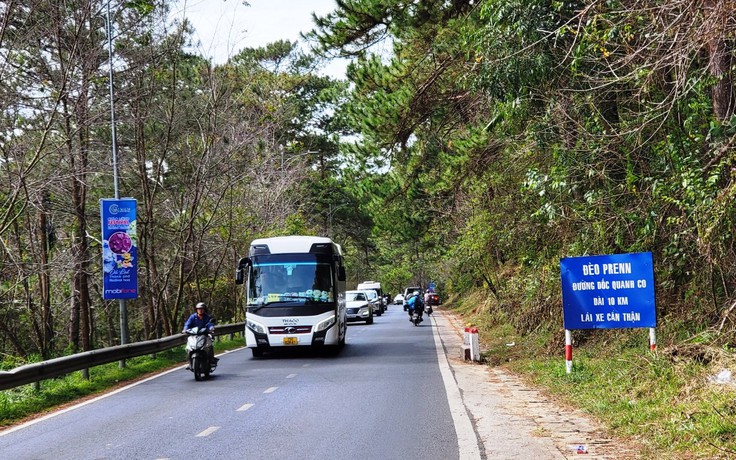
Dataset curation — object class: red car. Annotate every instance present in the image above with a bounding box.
[424,292,440,306]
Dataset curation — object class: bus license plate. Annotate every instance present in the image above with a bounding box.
[283,337,298,345]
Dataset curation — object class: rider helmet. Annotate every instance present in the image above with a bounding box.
[195,302,206,310]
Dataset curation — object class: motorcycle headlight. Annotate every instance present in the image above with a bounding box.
[314,315,336,332]
[246,319,266,334]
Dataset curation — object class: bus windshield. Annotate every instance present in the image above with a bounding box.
[247,254,335,307]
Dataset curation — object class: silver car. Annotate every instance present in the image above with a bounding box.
[362,289,384,315]
[345,290,373,324]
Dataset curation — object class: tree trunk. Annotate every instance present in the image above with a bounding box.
[704,0,735,121]
[38,191,53,358]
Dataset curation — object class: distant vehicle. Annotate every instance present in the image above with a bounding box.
[362,288,383,316]
[394,293,405,305]
[345,290,374,324]
[357,281,387,313]
[235,236,347,357]
[425,291,440,306]
[403,286,421,311]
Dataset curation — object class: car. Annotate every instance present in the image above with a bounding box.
[357,281,387,312]
[394,293,405,305]
[403,286,421,311]
[362,288,383,315]
[424,291,440,306]
[345,290,373,324]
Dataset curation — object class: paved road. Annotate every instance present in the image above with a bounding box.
[1,305,640,459]
[1,307,459,460]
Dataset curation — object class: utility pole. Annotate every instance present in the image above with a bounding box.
[106,0,129,366]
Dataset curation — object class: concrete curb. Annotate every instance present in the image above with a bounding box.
[431,308,642,460]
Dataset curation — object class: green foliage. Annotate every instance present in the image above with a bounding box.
[125,0,155,16]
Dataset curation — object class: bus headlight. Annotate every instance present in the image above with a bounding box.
[246,319,266,334]
[314,315,336,332]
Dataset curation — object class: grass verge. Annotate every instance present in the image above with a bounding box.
[0,336,244,429]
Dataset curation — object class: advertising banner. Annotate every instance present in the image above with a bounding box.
[100,198,138,299]
[560,252,655,329]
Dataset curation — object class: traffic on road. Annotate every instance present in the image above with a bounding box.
[0,302,468,460]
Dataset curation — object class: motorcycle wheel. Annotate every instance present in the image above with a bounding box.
[193,356,204,381]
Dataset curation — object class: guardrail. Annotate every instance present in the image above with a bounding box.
[0,322,244,391]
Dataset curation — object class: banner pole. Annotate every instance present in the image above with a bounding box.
[565,329,573,374]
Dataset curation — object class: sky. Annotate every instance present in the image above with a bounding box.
[171,0,348,77]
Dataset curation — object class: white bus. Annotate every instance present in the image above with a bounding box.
[235,236,347,357]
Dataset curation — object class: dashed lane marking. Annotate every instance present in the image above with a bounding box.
[196,426,220,437]
[237,403,254,412]
[264,387,278,393]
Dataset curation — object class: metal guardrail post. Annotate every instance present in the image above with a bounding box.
[0,323,244,391]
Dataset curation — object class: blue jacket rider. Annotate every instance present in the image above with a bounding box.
[182,302,218,363]
[183,302,214,332]
[406,291,424,321]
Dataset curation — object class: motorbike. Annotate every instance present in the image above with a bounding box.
[185,327,217,381]
[410,307,423,326]
[424,302,433,316]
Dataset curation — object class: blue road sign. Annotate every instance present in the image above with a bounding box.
[561,252,656,329]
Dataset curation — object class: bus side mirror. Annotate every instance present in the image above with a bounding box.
[337,265,346,281]
[235,257,251,285]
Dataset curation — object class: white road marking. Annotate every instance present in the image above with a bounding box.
[430,314,482,460]
[237,403,254,412]
[0,348,244,437]
[286,373,297,379]
[302,364,311,368]
[264,386,278,393]
[196,426,220,437]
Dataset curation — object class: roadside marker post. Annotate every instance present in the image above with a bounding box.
[463,327,480,362]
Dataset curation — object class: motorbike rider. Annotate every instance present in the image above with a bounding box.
[182,302,218,363]
[406,291,424,322]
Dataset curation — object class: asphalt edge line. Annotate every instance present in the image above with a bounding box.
[431,311,483,460]
[0,348,240,437]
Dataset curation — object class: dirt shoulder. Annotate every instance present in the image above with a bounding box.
[432,308,645,459]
